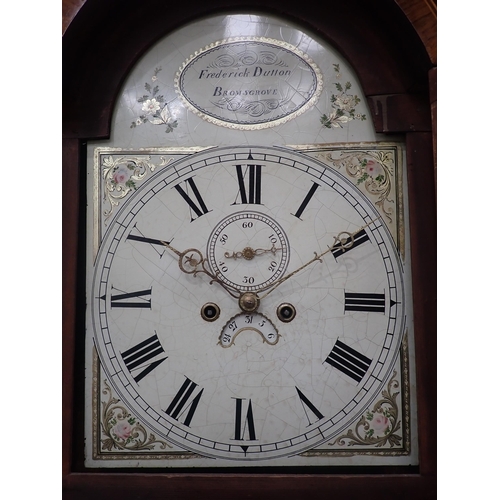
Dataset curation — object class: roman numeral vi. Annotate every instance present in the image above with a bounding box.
[233,398,257,441]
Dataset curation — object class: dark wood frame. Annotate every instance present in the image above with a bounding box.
[63,0,436,497]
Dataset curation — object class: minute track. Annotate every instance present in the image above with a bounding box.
[90,145,406,462]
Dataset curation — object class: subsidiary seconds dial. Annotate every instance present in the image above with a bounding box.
[207,211,290,291]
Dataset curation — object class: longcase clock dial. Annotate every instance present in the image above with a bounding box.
[91,145,405,462]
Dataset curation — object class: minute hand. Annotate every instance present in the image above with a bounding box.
[259,219,380,300]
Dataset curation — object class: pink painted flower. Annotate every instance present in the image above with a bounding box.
[371,412,389,432]
[113,421,133,440]
[113,166,130,185]
[364,159,383,178]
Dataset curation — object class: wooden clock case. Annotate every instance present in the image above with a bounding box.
[62,0,436,497]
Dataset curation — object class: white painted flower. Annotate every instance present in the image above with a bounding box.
[142,98,160,115]
[334,93,357,110]
[160,106,172,123]
[152,75,157,81]
[328,113,350,128]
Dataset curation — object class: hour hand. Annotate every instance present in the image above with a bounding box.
[126,234,198,272]
[127,233,241,298]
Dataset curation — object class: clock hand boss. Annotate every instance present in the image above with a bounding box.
[158,240,242,299]
[164,242,263,312]
[259,218,381,300]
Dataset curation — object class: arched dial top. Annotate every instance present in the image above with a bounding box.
[91,145,405,462]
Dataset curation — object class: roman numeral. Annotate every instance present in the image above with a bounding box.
[330,228,370,259]
[174,176,211,221]
[127,234,169,246]
[232,159,263,205]
[121,333,167,383]
[345,292,386,313]
[292,182,320,219]
[108,287,152,308]
[165,377,203,427]
[325,340,372,383]
[126,227,172,257]
[233,398,257,441]
[296,387,324,425]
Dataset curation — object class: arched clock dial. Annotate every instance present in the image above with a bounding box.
[91,145,405,461]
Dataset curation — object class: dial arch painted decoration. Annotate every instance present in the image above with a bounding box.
[108,13,375,148]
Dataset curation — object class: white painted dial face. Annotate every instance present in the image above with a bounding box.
[91,145,405,462]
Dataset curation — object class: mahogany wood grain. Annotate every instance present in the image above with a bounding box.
[405,132,437,478]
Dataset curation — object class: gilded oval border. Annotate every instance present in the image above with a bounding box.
[174,37,323,130]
